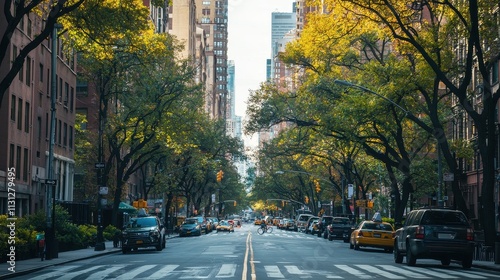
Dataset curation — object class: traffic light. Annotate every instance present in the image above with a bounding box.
[367,200,374,209]
[305,196,309,204]
[217,170,224,182]
[314,179,321,193]
[233,201,237,206]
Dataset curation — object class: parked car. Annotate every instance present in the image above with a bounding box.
[285,219,297,231]
[179,218,202,237]
[193,216,209,234]
[317,216,334,238]
[349,213,395,252]
[296,214,314,232]
[393,207,474,268]
[305,216,319,234]
[207,217,219,228]
[216,220,234,232]
[327,217,352,242]
[122,215,166,253]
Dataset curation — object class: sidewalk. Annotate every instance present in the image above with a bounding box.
[0,241,120,279]
[0,234,179,280]
[1,237,500,279]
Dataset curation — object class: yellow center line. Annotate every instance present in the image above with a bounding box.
[242,230,256,280]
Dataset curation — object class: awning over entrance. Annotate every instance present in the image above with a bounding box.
[119,202,137,214]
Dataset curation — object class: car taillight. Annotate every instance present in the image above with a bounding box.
[467,228,474,241]
[415,226,425,239]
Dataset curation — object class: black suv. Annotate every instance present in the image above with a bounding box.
[122,215,166,253]
[393,208,474,268]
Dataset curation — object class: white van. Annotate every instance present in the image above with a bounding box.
[296,214,314,232]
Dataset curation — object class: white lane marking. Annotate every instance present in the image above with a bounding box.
[405,266,456,278]
[28,265,78,280]
[84,265,124,279]
[265,265,285,278]
[356,264,405,279]
[216,264,237,278]
[430,268,490,279]
[115,264,156,279]
[377,265,430,278]
[147,264,179,279]
[284,265,306,275]
[335,264,372,279]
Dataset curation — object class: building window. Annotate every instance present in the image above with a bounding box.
[76,77,88,96]
[59,77,63,102]
[24,102,30,133]
[16,146,21,180]
[23,148,28,182]
[64,82,69,106]
[10,94,16,121]
[493,61,499,84]
[202,8,211,16]
[39,63,44,83]
[17,98,22,130]
[63,122,67,147]
[58,119,62,145]
[69,125,73,149]
[9,144,15,168]
[37,116,42,142]
[45,113,49,139]
[47,69,50,97]
[25,56,31,86]
[70,87,74,111]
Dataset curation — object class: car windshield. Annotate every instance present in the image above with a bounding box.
[127,218,156,228]
[421,211,469,226]
[220,221,229,226]
[362,222,393,231]
[184,219,198,224]
[332,219,349,225]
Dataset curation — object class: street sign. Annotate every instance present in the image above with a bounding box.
[45,179,57,185]
[95,163,105,169]
[443,173,454,182]
[99,186,108,195]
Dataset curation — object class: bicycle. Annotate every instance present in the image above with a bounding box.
[257,224,273,235]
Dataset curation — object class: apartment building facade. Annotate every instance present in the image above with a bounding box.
[0,4,76,216]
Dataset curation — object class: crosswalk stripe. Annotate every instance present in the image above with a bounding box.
[28,265,78,280]
[377,265,430,278]
[216,264,237,278]
[265,265,284,278]
[429,268,489,279]
[54,265,105,279]
[84,265,124,280]
[148,264,179,279]
[284,265,306,275]
[405,266,456,278]
[335,264,371,279]
[115,264,156,279]
[356,264,405,279]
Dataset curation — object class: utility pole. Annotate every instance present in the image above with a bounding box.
[46,23,63,260]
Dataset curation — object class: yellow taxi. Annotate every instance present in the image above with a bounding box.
[349,213,395,252]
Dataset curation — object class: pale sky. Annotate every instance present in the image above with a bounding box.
[227,0,295,148]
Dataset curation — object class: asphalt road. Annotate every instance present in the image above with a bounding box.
[10,223,500,279]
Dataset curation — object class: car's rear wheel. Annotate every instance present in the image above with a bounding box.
[441,258,450,266]
[122,247,130,254]
[328,234,333,241]
[393,242,403,263]
[349,241,354,249]
[406,242,416,266]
